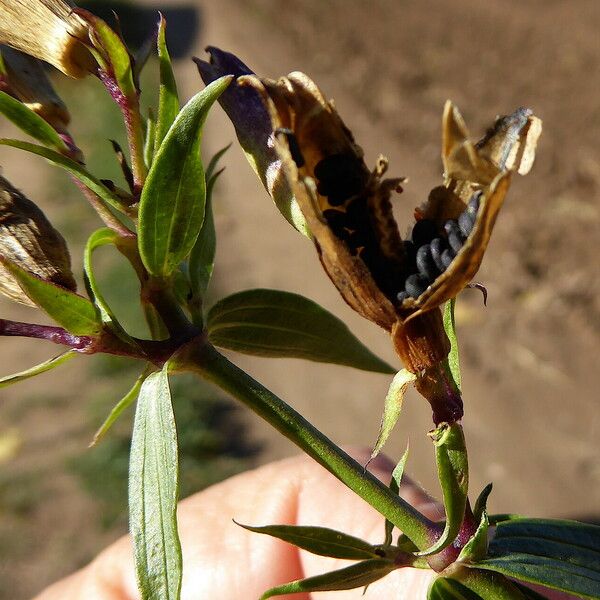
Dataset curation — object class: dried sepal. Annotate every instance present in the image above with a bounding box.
[241,73,402,331]
[0,46,70,131]
[0,0,95,78]
[0,175,75,306]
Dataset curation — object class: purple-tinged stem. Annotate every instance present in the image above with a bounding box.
[0,319,93,350]
[98,70,147,193]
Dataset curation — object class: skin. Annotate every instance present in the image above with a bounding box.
[34,449,573,600]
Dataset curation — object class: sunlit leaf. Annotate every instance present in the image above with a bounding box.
[443,298,461,391]
[260,559,396,599]
[383,443,410,546]
[0,350,77,388]
[1,257,100,336]
[153,15,179,154]
[0,91,67,151]
[129,367,182,600]
[236,521,380,560]
[207,288,395,373]
[138,76,232,277]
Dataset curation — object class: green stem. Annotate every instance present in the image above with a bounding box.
[179,342,440,550]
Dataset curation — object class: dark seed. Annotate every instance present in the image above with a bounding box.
[430,238,447,272]
[405,273,430,298]
[444,219,465,253]
[441,248,455,269]
[416,244,441,280]
[397,290,409,303]
[458,210,476,237]
[411,219,437,247]
[467,191,482,215]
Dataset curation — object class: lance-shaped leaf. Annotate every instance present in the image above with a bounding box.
[0,138,126,212]
[260,558,397,599]
[82,11,136,100]
[428,577,483,600]
[0,350,77,389]
[371,371,416,462]
[144,110,156,168]
[474,518,600,600]
[418,422,468,556]
[1,257,101,336]
[129,367,182,600]
[187,145,229,323]
[194,47,309,237]
[0,91,68,151]
[153,15,179,155]
[383,443,410,546]
[237,522,381,560]
[90,367,150,446]
[138,76,232,277]
[207,288,395,373]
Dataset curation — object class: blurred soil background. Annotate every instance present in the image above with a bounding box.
[0,0,599,597]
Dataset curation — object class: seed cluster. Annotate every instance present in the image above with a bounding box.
[396,191,482,302]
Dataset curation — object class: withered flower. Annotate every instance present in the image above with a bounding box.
[0,46,71,131]
[0,175,76,306]
[0,0,94,78]
[198,49,541,422]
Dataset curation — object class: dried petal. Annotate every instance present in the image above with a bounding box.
[0,175,75,305]
[0,0,95,78]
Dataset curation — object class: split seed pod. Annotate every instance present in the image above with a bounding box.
[0,175,76,305]
[239,73,541,373]
[0,0,94,78]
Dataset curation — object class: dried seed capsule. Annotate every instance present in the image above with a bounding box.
[314,153,366,206]
[0,176,75,306]
[444,219,465,253]
[441,248,455,270]
[430,237,447,272]
[416,243,441,280]
[458,210,476,237]
[275,128,305,168]
[405,273,430,298]
[411,219,437,247]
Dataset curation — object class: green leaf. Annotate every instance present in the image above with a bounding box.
[207,288,395,373]
[383,443,410,546]
[458,508,489,563]
[0,350,77,389]
[90,367,150,447]
[138,76,232,277]
[84,228,124,329]
[88,14,137,99]
[129,368,182,600]
[443,298,461,391]
[473,518,600,599]
[418,423,468,557]
[236,522,380,560]
[428,577,484,600]
[205,143,231,181]
[0,91,67,152]
[260,559,396,599]
[153,15,179,155]
[370,370,416,462]
[511,582,551,599]
[473,483,493,523]
[187,154,227,316]
[1,257,101,336]
[0,138,125,212]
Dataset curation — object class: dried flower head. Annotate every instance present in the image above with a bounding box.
[0,46,71,130]
[0,0,94,78]
[0,175,75,305]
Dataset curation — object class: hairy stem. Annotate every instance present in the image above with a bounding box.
[177,341,441,550]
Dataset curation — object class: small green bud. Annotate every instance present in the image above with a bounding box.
[0,175,75,306]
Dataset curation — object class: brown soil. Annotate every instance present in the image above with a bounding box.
[1,0,599,597]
